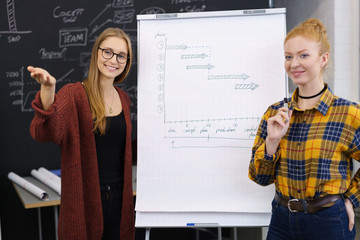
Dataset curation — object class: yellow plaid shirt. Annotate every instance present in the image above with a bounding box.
[249,86,360,207]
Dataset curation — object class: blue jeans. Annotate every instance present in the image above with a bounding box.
[267,196,356,240]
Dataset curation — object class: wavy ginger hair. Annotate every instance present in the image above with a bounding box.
[83,28,132,135]
[284,18,331,75]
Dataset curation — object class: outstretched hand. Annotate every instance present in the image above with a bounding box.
[27,66,56,87]
[27,66,56,110]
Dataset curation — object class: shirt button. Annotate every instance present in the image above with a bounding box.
[297,143,301,146]
[298,190,301,193]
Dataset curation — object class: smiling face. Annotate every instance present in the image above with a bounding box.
[284,35,328,88]
[97,36,128,82]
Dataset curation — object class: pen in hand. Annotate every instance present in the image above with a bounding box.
[283,97,289,123]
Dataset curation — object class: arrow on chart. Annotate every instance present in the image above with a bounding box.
[181,53,208,59]
[167,44,189,50]
[234,82,259,90]
[186,64,214,70]
[208,74,249,80]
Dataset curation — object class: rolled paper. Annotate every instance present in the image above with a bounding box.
[8,172,49,200]
[31,169,61,195]
[38,167,61,185]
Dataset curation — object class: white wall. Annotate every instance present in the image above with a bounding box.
[274,0,359,102]
[260,1,360,239]
[275,0,335,93]
[333,0,359,102]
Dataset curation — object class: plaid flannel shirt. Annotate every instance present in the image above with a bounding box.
[249,86,360,208]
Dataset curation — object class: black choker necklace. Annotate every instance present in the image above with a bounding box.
[298,85,327,99]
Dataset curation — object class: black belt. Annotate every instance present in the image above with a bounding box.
[275,193,342,214]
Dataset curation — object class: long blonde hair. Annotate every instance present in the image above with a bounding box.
[285,18,331,73]
[83,28,133,135]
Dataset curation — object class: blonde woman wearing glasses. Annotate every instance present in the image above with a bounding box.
[28,28,134,240]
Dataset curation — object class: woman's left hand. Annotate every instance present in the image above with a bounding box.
[345,198,355,231]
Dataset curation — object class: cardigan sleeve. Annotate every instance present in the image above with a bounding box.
[121,89,132,111]
[30,84,72,145]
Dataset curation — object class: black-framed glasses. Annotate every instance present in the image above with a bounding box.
[98,47,129,64]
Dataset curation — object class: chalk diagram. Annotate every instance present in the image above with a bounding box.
[0,0,32,36]
[153,33,261,149]
[6,0,138,116]
[7,66,76,111]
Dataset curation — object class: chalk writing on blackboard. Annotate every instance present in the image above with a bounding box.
[7,66,34,112]
[171,0,207,12]
[114,9,135,24]
[4,1,138,123]
[89,4,112,27]
[112,0,134,8]
[140,7,166,15]
[0,0,32,42]
[53,6,85,23]
[59,29,88,47]
[6,66,78,112]
[56,69,75,83]
[39,48,67,60]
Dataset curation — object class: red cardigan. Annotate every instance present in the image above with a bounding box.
[30,82,135,240]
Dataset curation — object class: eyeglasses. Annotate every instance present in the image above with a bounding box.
[98,47,129,64]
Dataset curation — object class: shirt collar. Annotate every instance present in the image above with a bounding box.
[291,84,334,116]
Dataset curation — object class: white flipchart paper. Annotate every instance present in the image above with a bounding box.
[136,10,286,215]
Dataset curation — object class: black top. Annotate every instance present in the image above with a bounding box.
[95,111,126,185]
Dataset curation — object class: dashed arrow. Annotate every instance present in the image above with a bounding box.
[234,82,259,90]
[208,74,249,80]
[166,44,188,50]
[181,53,208,59]
[186,64,214,70]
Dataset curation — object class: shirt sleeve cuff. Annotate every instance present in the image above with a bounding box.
[344,190,360,208]
[263,146,280,162]
[253,142,280,163]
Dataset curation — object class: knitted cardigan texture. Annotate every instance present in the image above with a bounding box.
[30,82,134,240]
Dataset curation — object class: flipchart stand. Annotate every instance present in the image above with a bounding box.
[144,226,230,240]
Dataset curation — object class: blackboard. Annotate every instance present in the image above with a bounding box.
[0,0,270,239]
[136,8,286,227]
